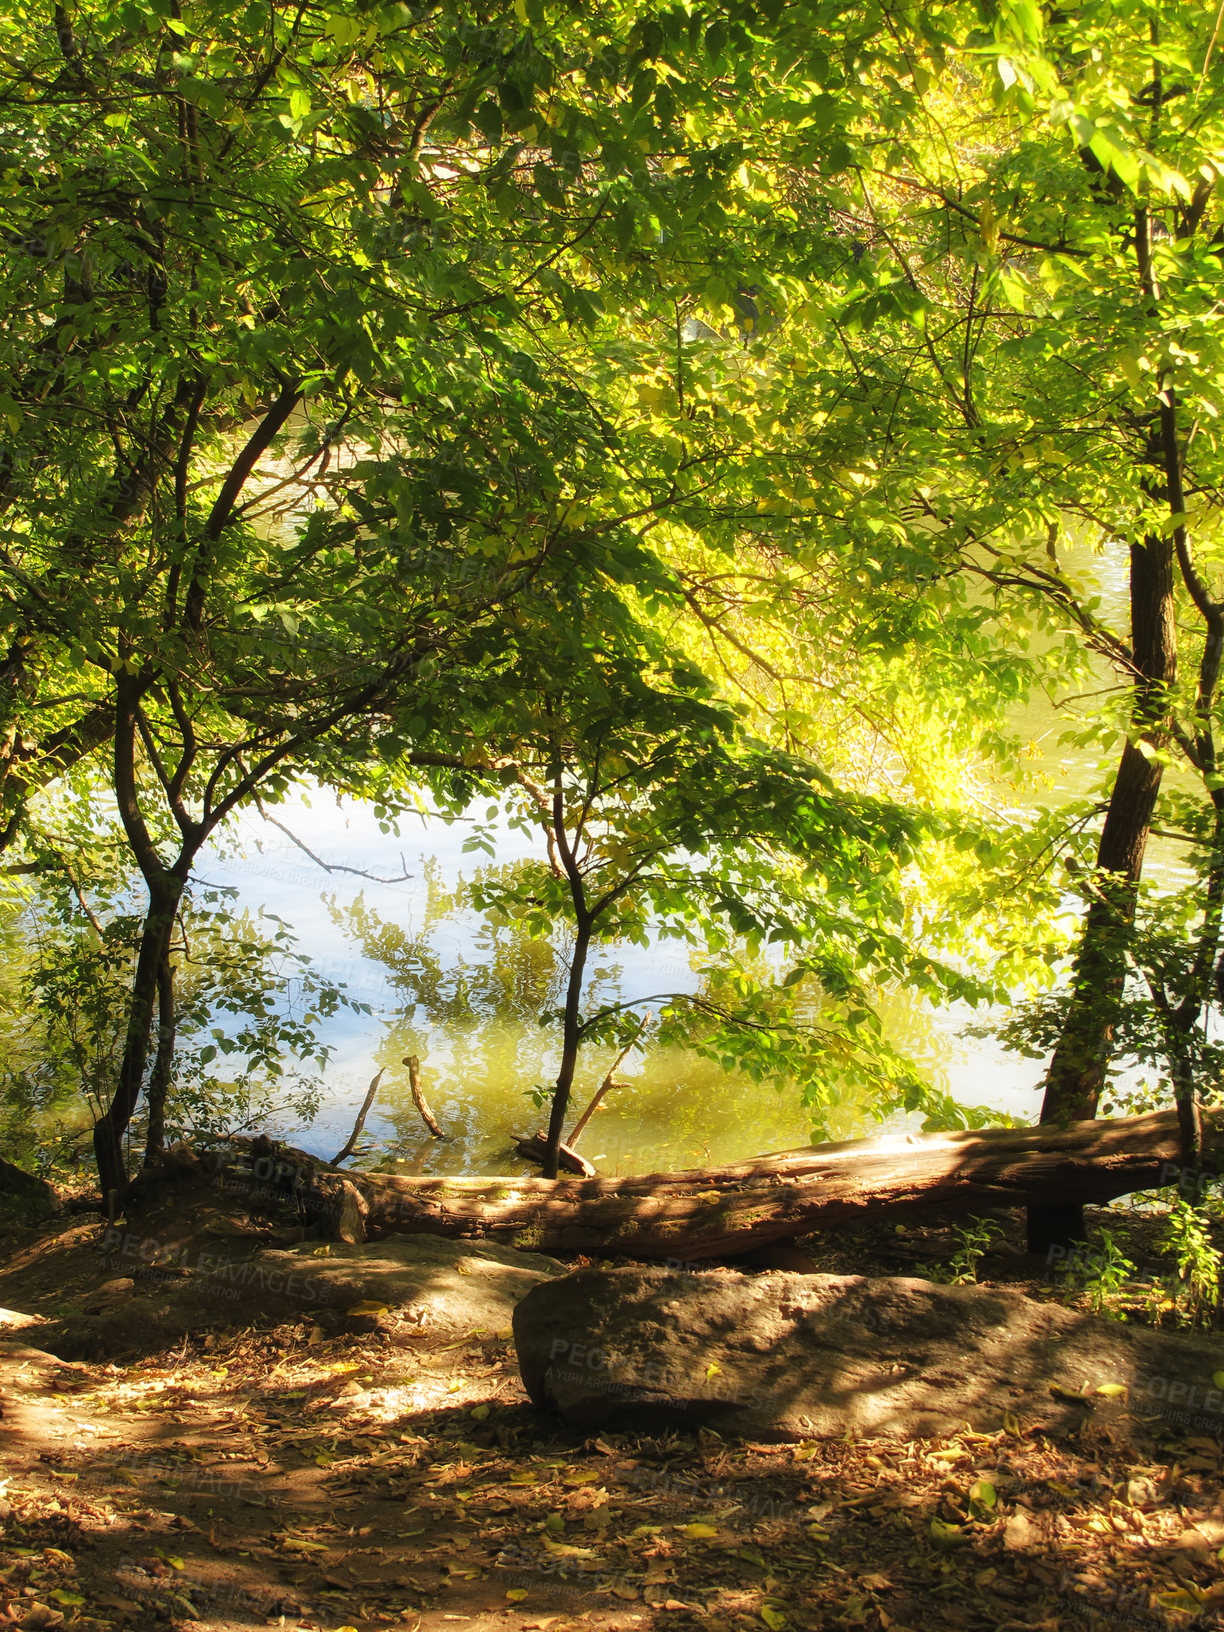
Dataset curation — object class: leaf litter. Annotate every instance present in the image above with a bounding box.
[1,1209,1223,1632]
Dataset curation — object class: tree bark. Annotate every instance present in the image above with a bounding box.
[1030,530,1178,1253]
[230,1107,1223,1263]
[93,886,180,1202]
[143,956,176,1169]
[543,917,591,1179]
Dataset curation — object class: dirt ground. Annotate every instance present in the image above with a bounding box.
[1,1199,1223,1632]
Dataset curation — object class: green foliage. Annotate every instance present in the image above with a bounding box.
[1162,1199,1222,1326]
[922,1215,998,1285]
[1076,1232,1138,1318]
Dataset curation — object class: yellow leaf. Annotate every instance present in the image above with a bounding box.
[679,1524,719,1539]
[1095,1382,1128,1398]
[1157,1589,1205,1612]
[541,1538,596,1559]
[760,1607,787,1630]
[506,1589,528,1603]
[705,1363,722,1381]
[1212,1370,1224,1390]
[929,1518,964,1552]
[167,1557,185,1571]
[470,1404,490,1420]
[347,1301,388,1317]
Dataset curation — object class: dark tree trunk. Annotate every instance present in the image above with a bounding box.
[1028,525,1177,1253]
[93,885,180,1204]
[143,956,176,1169]
[543,918,592,1180]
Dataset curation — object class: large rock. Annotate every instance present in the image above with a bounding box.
[514,1265,1224,1441]
[254,1234,566,1334]
[2,1224,564,1362]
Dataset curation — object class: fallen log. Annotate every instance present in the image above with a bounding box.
[218,1109,1222,1262]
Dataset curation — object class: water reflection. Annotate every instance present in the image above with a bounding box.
[323,871,819,1177]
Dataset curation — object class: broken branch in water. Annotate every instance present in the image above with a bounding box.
[405,1053,445,1139]
[332,1068,385,1164]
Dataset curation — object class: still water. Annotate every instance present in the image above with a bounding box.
[194,540,1188,1177]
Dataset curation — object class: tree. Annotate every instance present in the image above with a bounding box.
[375,552,999,1177]
[0,0,843,1196]
[723,0,1224,1245]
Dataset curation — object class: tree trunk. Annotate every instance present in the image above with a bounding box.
[542,918,592,1180]
[1029,524,1177,1254]
[229,1107,1223,1263]
[93,885,180,1203]
[143,956,176,1169]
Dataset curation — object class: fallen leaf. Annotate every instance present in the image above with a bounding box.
[19,1606,64,1631]
[1003,1510,1036,1551]
[1049,1385,1091,1405]
[505,1589,528,1603]
[678,1524,719,1540]
[1095,1382,1128,1398]
[347,1302,388,1317]
[928,1518,963,1552]
[1156,1589,1206,1612]
[760,1608,787,1630]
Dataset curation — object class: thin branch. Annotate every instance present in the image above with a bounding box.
[332,1068,385,1164]
[255,805,412,883]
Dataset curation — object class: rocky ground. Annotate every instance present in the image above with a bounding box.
[0,1191,1222,1632]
